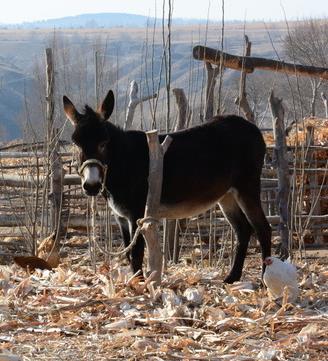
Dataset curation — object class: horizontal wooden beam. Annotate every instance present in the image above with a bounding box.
[0,175,278,189]
[1,212,326,229]
[0,174,81,188]
[193,45,328,80]
[0,151,72,159]
[214,214,328,226]
[0,213,92,229]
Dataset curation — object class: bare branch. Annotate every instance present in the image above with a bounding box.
[124,80,157,130]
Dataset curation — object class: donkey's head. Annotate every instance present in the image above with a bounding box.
[63,90,115,196]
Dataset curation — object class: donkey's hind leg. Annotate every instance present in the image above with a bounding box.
[218,192,254,284]
[232,184,272,276]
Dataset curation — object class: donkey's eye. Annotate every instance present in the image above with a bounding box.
[72,139,80,148]
[98,141,107,153]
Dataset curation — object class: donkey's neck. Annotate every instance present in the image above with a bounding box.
[105,122,148,162]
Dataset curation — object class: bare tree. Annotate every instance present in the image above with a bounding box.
[283,19,328,116]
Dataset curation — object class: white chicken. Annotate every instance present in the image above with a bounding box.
[263,256,299,302]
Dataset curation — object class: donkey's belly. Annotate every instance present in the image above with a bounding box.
[159,179,232,219]
[158,198,222,219]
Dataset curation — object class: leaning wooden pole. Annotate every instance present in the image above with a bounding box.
[140,131,173,286]
[193,45,328,80]
[269,91,290,259]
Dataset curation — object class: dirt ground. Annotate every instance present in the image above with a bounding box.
[0,243,328,361]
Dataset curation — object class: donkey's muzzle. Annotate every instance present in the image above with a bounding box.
[82,181,102,196]
[78,158,108,196]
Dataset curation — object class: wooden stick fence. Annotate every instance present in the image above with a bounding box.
[1,40,328,267]
[0,138,326,246]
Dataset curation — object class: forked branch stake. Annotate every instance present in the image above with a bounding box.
[140,131,173,286]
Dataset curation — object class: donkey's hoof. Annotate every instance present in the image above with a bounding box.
[223,274,241,284]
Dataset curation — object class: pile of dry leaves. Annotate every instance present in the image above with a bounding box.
[0,251,327,360]
[263,117,328,147]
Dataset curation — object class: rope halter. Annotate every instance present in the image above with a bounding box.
[78,158,108,194]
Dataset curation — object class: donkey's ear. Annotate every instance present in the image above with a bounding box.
[63,96,79,125]
[98,90,115,120]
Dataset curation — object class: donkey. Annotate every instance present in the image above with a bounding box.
[63,90,271,283]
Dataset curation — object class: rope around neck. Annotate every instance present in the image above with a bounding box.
[90,197,160,257]
[81,159,161,258]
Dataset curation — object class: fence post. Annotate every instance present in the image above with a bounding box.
[124,80,157,130]
[140,131,173,286]
[269,91,290,259]
[46,48,54,146]
[234,35,255,123]
[306,126,323,244]
[164,88,190,266]
[321,92,328,118]
[45,48,63,242]
[49,130,64,239]
[205,63,219,121]
[172,88,191,131]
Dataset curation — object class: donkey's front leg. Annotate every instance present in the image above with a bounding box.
[115,215,145,275]
[128,218,145,276]
[115,216,132,263]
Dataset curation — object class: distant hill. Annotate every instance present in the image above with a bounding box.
[2,13,210,29]
[0,22,287,141]
[0,57,35,139]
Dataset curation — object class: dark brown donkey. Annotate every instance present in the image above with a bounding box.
[63,90,271,283]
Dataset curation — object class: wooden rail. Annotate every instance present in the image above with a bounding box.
[0,174,80,187]
[193,45,328,80]
[0,151,72,159]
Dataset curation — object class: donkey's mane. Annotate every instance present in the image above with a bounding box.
[82,105,97,118]
[78,104,125,138]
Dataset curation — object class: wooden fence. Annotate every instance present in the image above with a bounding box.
[0,125,326,253]
[0,44,327,260]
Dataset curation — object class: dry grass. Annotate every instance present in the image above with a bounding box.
[0,248,327,361]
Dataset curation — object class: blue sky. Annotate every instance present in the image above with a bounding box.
[0,0,327,24]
